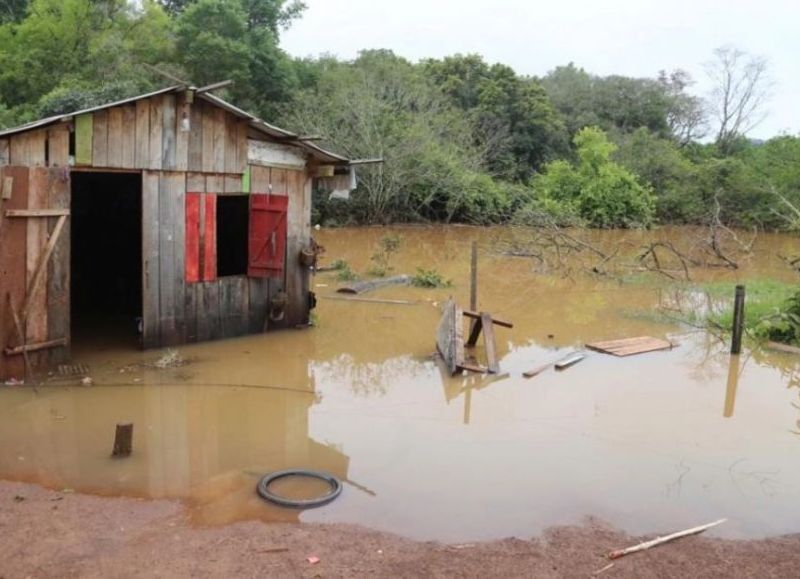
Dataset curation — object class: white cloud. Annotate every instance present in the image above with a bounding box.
[282,0,799,138]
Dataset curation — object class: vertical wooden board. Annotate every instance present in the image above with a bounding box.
[236,121,248,173]
[92,110,109,167]
[220,277,247,338]
[248,278,269,334]
[284,170,307,326]
[121,105,137,168]
[185,193,201,283]
[161,93,177,171]
[27,131,47,166]
[135,98,150,169]
[201,104,215,173]
[224,174,242,194]
[75,114,93,166]
[197,281,221,342]
[158,171,186,345]
[107,107,124,168]
[271,167,287,194]
[242,166,251,193]
[175,100,189,171]
[224,113,238,173]
[213,108,226,174]
[184,283,198,343]
[0,139,9,166]
[47,126,70,168]
[250,165,270,193]
[45,167,70,366]
[0,167,29,380]
[205,174,224,193]
[141,171,160,348]
[149,96,164,170]
[188,101,203,172]
[186,172,205,193]
[203,194,217,281]
[25,168,49,345]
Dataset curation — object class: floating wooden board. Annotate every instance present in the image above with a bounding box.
[337,274,410,295]
[555,353,585,370]
[436,298,465,375]
[58,364,90,376]
[586,336,673,357]
[766,341,800,355]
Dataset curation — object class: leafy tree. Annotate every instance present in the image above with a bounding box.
[175,0,297,118]
[525,127,655,228]
[424,54,568,181]
[0,0,29,24]
[159,0,305,32]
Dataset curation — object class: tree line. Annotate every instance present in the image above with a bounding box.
[1,0,796,231]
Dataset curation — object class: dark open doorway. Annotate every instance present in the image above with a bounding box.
[70,171,142,349]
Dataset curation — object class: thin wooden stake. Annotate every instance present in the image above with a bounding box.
[607,518,727,560]
[469,241,477,335]
[112,423,134,458]
[731,285,745,355]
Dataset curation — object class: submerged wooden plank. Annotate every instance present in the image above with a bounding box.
[555,353,585,369]
[135,98,150,169]
[337,275,410,295]
[586,336,673,357]
[141,172,160,348]
[436,298,465,376]
[92,110,109,167]
[481,312,499,374]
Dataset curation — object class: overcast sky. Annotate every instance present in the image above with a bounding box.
[281,0,799,139]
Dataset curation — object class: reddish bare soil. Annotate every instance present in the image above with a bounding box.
[1,481,798,578]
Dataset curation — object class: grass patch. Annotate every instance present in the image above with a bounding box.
[411,267,452,288]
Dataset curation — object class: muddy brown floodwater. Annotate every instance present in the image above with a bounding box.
[1,225,799,544]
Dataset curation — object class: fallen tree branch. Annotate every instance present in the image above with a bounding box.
[607,518,727,560]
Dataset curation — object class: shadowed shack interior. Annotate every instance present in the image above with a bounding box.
[70,172,142,345]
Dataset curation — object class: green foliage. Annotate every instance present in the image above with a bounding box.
[410,268,452,288]
[423,54,568,181]
[521,127,655,228]
[328,259,349,271]
[334,262,358,282]
[752,290,800,345]
[368,234,402,277]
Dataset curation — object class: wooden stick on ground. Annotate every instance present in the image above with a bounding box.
[607,518,727,560]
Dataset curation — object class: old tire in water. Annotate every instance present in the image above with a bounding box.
[256,469,342,509]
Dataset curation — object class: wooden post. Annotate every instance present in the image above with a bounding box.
[111,423,133,457]
[724,354,740,418]
[469,241,477,334]
[731,285,745,355]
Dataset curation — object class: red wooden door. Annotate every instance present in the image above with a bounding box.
[248,194,288,278]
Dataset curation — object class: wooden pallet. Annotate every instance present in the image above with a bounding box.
[436,298,512,375]
[586,336,673,357]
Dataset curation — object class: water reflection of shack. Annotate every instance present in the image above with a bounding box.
[0,381,349,523]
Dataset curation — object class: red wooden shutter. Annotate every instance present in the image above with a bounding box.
[248,194,288,278]
[185,193,201,283]
[185,193,217,283]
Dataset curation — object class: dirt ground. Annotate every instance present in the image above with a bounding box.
[1,481,798,578]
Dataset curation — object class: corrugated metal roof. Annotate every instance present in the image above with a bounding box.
[0,85,353,164]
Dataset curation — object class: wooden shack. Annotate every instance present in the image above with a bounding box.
[0,86,358,381]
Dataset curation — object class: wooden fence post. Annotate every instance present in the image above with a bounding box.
[731,285,746,355]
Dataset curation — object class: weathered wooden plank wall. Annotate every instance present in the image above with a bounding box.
[0,166,30,380]
[45,168,70,367]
